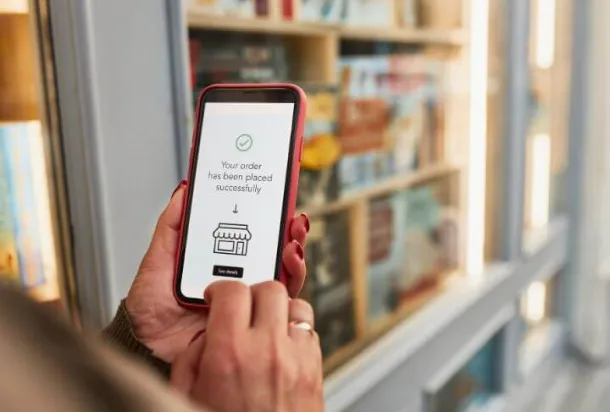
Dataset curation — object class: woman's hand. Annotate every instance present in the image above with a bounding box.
[170,281,324,412]
[125,181,310,363]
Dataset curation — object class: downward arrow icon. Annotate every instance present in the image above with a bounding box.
[233,204,238,214]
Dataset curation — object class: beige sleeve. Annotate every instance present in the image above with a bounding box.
[0,285,205,412]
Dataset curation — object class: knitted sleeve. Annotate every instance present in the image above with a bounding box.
[103,300,171,380]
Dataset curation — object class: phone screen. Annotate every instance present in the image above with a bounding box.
[177,89,299,303]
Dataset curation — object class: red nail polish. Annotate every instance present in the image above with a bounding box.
[300,213,310,233]
[171,180,187,199]
[189,328,206,344]
[294,241,304,260]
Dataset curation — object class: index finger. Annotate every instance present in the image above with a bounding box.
[204,281,252,338]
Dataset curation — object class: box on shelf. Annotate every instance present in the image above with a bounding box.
[187,0,256,17]
[304,212,356,359]
[297,85,341,207]
[342,0,398,27]
[293,0,346,23]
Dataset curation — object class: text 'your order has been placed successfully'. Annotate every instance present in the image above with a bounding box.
[208,160,274,196]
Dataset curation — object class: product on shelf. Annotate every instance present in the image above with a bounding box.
[336,54,446,196]
[367,180,458,324]
[0,129,19,283]
[188,32,289,100]
[0,123,47,290]
[297,85,341,207]
[337,57,391,196]
[367,194,403,322]
[187,0,256,17]
[304,212,356,358]
[342,0,398,27]
[293,0,346,23]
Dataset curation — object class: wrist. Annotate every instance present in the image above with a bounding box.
[104,300,172,378]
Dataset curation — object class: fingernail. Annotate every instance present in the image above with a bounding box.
[294,240,304,260]
[171,180,187,199]
[300,213,310,233]
[189,328,206,344]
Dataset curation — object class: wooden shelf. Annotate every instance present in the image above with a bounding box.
[188,13,466,45]
[298,163,461,218]
[188,13,334,36]
[339,26,466,45]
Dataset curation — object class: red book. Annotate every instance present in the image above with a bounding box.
[283,0,294,19]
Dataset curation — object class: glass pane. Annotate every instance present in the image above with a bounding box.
[0,1,73,315]
[426,331,503,412]
[184,0,501,374]
[518,270,562,377]
[524,0,572,234]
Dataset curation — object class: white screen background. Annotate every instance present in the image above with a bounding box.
[180,102,295,300]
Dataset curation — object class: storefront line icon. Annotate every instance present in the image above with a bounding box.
[212,223,252,256]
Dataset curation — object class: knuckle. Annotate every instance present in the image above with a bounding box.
[257,280,288,297]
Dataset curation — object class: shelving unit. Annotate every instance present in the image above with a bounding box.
[188,13,467,45]
[187,0,467,375]
[298,163,460,218]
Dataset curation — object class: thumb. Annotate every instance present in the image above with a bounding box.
[143,181,187,266]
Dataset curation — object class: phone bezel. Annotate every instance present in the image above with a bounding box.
[174,86,301,305]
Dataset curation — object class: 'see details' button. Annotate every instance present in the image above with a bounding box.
[213,265,244,279]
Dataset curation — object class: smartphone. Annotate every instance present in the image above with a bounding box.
[174,84,307,307]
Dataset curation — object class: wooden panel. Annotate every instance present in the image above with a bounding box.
[349,200,369,338]
[0,13,40,121]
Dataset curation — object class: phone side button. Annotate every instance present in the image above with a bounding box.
[298,138,304,161]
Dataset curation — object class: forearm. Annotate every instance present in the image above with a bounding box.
[103,300,171,380]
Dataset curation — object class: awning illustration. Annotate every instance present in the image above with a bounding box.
[213,223,252,240]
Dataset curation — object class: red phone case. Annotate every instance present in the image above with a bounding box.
[173,83,307,309]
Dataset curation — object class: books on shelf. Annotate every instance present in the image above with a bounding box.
[367,180,458,325]
[0,128,19,284]
[302,212,356,359]
[297,85,341,207]
[186,0,464,31]
[0,122,56,293]
[336,54,445,197]
[189,32,289,100]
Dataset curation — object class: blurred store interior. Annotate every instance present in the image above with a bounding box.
[1,0,610,410]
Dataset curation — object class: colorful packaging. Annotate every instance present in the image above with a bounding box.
[0,123,46,289]
[0,126,19,283]
[297,85,341,207]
